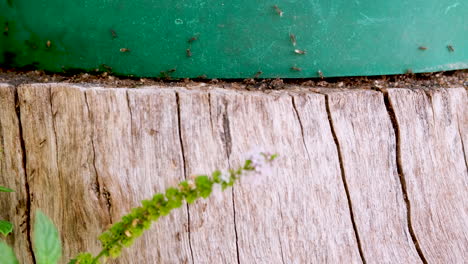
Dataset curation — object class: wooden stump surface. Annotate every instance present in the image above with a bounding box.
[0,83,466,264]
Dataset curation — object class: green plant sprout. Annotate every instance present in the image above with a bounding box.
[0,186,14,237]
[0,152,278,264]
[0,209,62,264]
[1,185,16,264]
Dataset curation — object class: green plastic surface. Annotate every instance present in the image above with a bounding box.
[1,0,467,78]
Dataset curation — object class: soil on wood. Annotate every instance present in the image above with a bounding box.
[0,67,466,90]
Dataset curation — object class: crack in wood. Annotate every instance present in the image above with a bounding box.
[126,90,135,148]
[14,86,36,264]
[290,96,311,162]
[83,91,113,224]
[217,97,241,264]
[175,92,195,264]
[456,117,468,171]
[324,94,367,264]
[231,190,241,264]
[0,122,5,162]
[455,90,468,171]
[207,92,214,132]
[381,89,429,264]
[221,99,232,159]
[49,87,62,214]
[422,89,437,128]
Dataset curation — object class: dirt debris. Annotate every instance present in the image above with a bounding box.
[0,68,466,90]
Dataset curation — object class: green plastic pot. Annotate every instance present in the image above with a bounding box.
[1,0,467,78]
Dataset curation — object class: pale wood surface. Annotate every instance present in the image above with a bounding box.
[87,88,192,263]
[387,88,468,263]
[0,83,466,264]
[223,90,362,263]
[324,90,421,263]
[49,85,110,259]
[0,84,33,264]
[178,90,238,263]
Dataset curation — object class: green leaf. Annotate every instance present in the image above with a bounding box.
[0,220,13,236]
[195,176,213,198]
[185,191,198,204]
[33,210,62,264]
[0,240,19,264]
[212,170,222,183]
[70,253,96,264]
[0,186,14,192]
[108,245,122,258]
[165,188,183,209]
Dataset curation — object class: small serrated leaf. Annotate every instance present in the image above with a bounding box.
[0,220,13,236]
[0,186,14,192]
[0,240,19,264]
[33,210,62,264]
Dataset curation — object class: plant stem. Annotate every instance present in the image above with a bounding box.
[91,249,107,264]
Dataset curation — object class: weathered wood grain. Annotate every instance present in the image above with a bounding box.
[222,90,362,263]
[387,88,468,263]
[324,89,422,263]
[15,84,110,262]
[177,90,238,263]
[87,88,192,263]
[17,84,69,262]
[49,85,111,259]
[1,83,467,264]
[0,84,33,264]
[289,91,364,263]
